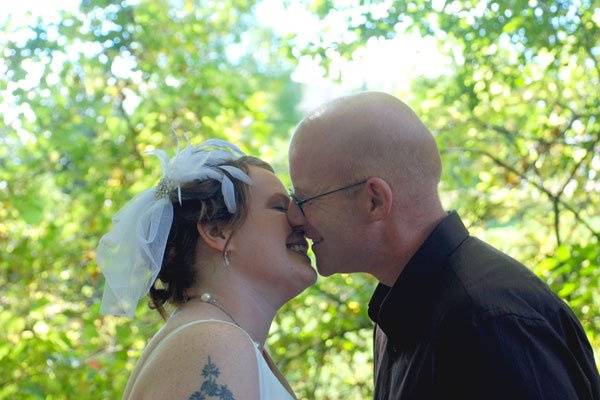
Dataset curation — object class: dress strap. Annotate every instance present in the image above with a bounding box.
[162,318,261,349]
[161,319,263,397]
[159,319,296,399]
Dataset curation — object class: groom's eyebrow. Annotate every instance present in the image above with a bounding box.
[289,186,305,197]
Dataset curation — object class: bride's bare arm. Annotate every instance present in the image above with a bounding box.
[128,322,260,400]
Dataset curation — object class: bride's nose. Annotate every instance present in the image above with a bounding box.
[286,201,306,228]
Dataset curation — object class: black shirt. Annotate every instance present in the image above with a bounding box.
[368,212,600,400]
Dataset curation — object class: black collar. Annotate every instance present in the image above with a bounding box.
[368,211,469,347]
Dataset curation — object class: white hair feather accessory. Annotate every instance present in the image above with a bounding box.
[96,139,252,317]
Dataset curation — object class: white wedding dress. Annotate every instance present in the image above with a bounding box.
[164,319,295,399]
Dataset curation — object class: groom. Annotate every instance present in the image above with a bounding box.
[287,92,600,399]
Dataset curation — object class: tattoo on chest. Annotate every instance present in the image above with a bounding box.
[188,356,236,400]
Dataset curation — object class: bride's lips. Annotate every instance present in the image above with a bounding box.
[288,242,308,254]
[286,231,310,261]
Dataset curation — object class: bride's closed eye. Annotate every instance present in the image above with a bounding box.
[267,193,290,213]
[272,203,289,212]
[267,193,291,213]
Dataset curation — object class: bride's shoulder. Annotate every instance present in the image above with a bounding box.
[129,320,260,400]
[160,319,259,350]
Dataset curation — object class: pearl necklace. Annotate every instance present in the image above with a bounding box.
[186,292,262,349]
[198,292,241,327]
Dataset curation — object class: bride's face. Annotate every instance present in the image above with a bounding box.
[228,166,317,299]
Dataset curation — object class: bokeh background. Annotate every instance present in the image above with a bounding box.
[1,0,598,398]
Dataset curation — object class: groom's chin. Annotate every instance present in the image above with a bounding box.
[316,264,336,277]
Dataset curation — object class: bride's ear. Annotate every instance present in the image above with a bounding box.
[196,221,233,252]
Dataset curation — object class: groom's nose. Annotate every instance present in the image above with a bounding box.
[287,202,321,241]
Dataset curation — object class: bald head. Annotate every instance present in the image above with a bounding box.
[290,92,442,207]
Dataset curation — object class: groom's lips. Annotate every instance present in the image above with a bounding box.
[286,230,308,247]
[312,238,323,247]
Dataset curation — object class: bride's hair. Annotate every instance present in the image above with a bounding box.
[149,156,273,320]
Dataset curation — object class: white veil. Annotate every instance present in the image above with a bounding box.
[96,140,252,317]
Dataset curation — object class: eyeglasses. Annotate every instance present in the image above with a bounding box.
[289,179,367,216]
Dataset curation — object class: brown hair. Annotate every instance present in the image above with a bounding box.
[148,155,274,320]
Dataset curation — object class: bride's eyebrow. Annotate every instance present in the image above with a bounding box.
[266,192,291,205]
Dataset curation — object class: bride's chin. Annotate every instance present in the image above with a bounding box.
[282,266,316,297]
[284,282,314,303]
[296,265,318,290]
[297,275,317,292]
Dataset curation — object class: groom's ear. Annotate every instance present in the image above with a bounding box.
[364,177,393,221]
[197,221,233,252]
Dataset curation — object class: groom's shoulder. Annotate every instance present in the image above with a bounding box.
[440,236,563,322]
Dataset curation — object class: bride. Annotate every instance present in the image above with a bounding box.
[97,140,317,399]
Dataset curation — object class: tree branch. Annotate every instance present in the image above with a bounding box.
[457,147,600,240]
[553,198,561,246]
[277,324,371,369]
[470,117,544,181]
[556,133,599,197]
[312,286,346,305]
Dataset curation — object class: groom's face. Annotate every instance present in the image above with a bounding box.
[288,134,365,276]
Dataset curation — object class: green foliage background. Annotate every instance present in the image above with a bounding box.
[1,0,598,399]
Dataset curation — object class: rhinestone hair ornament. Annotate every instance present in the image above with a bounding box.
[96,139,252,317]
